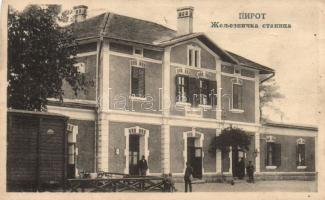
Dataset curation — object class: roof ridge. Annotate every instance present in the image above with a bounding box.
[109,12,176,33]
[99,12,111,36]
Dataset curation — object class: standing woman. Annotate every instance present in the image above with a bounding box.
[184,162,193,192]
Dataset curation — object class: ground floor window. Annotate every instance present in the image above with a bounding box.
[266,141,281,167]
[296,138,306,166]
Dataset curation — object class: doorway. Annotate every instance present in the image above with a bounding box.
[187,138,202,179]
[129,134,140,175]
[232,147,246,178]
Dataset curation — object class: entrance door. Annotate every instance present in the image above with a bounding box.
[129,135,140,175]
[232,147,245,178]
[187,138,202,179]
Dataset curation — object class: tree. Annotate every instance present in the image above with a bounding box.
[209,127,251,153]
[259,78,285,121]
[8,5,86,111]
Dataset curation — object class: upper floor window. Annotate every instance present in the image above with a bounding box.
[176,75,189,103]
[133,47,143,57]
[296,138,306,166]
[187,46,200,67]
[131,66,145,97]
[175,74,217,107]
[199,79,209,105]
[232,82,243,110]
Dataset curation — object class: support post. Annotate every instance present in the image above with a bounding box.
[255,131,261,173]
[161,46,171,174]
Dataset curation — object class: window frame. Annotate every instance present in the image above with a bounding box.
[130,65,145,99]
[296,138,306,168]
[265,136,280,169]
[133,47,143,57]
[176,75,189,103]
[231,80,244,112]
[198,78,209,106]
[187,45,201,68]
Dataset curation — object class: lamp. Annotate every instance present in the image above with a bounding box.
[253,149,259,157]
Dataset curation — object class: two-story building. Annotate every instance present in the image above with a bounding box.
[47,5,317,180]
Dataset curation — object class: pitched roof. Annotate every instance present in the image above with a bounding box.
[67,12,274,73]
[67,12,177,44]
[226,51,275,74]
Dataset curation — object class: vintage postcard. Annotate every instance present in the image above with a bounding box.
[1,0,324,199]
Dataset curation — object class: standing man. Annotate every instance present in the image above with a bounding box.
[138,155,148,191]
[246,161,255,183]
[238,157,245,179]
[138,155,148,176]
[184,162,193,192]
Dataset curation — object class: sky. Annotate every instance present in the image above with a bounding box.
[7,0,321,126]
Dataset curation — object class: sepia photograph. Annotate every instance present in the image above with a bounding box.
[1,0,324,199]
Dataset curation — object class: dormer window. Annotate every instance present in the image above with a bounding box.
[133,47,143,57]
[187,45,200,67]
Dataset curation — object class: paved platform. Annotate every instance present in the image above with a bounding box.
[174,180,317,192]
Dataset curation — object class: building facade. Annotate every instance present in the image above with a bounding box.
[47,6,317,180]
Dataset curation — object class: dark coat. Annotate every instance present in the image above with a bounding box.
[138,159,148,171]
[184,165,193,180]
[246,164,255,175]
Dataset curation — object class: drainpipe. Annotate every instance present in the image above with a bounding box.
[94,37,104,172]
[94,13,109,172]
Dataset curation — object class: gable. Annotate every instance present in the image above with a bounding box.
[170,40,217,70]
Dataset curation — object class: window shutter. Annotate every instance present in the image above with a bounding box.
[296,145,299,166]
[138,68,145,97]
[274,143,281,167]
[238,84,243,109]
[188,77,199,105]
[233,84,239,109]
[266,142,269,166]
[175,75,180,101]
[131,67,139,95]
[208,80,217,106]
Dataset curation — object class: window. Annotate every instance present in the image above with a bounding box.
[266,142,275,166]
[131,66,145,97]
[296,138,306,166]
[232,83,243,110]
[176,75,189,103]
[266,138,281,167]
[133,48,143,57]
[187,46,200,67]
[199,79,209,105]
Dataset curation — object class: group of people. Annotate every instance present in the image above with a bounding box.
[137,155,255,193]
[236,158,255,183]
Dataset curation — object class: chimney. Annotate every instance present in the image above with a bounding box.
[176,6,194,35]
[73,5,88,22]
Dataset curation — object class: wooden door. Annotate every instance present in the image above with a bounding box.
[129,135,140,175]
